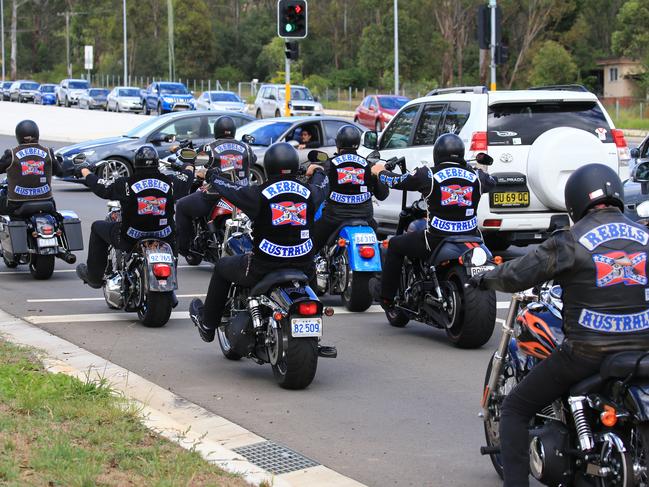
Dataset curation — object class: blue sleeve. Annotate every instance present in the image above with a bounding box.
[209,175,260,218]
[378,166,432,193]
[309,169,329,207]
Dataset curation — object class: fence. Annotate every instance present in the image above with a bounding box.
[600,98,649,131]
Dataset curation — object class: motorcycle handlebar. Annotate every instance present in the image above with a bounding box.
[384,156,406,172]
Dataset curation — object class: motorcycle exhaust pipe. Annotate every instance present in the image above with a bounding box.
[318,345,338,358]
[480,446,500,455]
[58,251,76,264]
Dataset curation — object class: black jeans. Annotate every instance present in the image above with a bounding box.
[86,220,120,282]
[176,191,213,253]
[312,214,378,253]
[500,346,602,487]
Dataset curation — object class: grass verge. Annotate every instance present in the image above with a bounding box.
[0,339,249,487]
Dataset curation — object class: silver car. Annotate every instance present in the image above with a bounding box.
[9,80,40,102]
[196,90,246,112]
[253,84,324,119]
[107,86,143,112]
[78,88,109,110]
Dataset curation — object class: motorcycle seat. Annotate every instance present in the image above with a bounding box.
[325,219,370,247]
[12,201,56,217]
[250,269,308,296]
[600,351,649,380]
[429,236,484,266]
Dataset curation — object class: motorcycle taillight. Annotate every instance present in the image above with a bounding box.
[359,245,375,259]
[152,263,171,278]
[297,301,318,316]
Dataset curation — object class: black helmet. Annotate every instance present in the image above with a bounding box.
[564,163,624,222]
[264,142,299,176]
[433,133,465,166]
[133,144,159,170]
[213,116,236,139]
[336,125,360,151]
[15,120,39,144]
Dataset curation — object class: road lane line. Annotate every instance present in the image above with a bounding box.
[0,264,211,275]
[27,294,206,303]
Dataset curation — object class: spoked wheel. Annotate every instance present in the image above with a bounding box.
[387,262,411,327]
[29,254,55,280]
[629,423,649,487]
[99,159,132,183]
[596,433,634,487]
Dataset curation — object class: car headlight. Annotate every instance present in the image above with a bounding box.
[163,96,173,103]
[637,201,649,218]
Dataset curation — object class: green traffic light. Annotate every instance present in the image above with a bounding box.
[285,23,295,32]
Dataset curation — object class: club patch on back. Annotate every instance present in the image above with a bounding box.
[593,251,647,287]
[578,223,649,251]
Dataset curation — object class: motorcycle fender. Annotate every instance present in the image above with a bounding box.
[625,384,649,421]
[58,210,80,220]
[339,225,381,272]
[144,262,177,292]
[275,284,321,312]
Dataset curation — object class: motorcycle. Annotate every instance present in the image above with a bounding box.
[481,285,649,486]
[0,176,82,279]
[378,154,497,348]
[101,200,178,327]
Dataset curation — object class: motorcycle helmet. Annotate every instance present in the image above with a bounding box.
[264,142,299,176]
[133,144,159,170]
[336,125,361,151]
[213,116,236,139]
[15,120,39,144]
[433,133,465,166]
[564,163,623,222]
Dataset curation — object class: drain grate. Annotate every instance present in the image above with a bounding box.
[233,441,319,474]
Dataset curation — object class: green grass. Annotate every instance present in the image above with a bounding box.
[0,340,248,487]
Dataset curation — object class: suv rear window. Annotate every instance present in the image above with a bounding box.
[488,101,612,146]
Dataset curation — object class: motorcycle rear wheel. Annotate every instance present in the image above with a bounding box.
[272,336,318,390]
[341,267,373,312]
[138,291,173,327]
[29,254,55,280]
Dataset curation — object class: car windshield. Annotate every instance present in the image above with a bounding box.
[210,92,241,102]
[160,84,189,95]
[124,116,170,138]
[119,88,140,97]
[378,96,409,110]
[236,121,292,146]
[278,87,313,101]
[69,81,89,89]
[21,82,39,90]
[90,89,108,97]
[40,85,56,93]
[488,101,613,145]
[2,82,12,88]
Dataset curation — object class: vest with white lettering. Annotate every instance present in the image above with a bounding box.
[427,163,481,236]
[327,153,372,207]
[561,208,649,351]
[120,170,175,246]
[253,177,315,265]
[7,143,53,202]
[208,139,250,184]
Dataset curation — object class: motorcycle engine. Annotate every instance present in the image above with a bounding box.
[529,421,572,486]
[225,311,255,357]
[103,273,123,309]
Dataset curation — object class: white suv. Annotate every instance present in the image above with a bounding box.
[359,86,630,249]
[253,84,324,118]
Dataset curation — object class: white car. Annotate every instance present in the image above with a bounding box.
[107,86,143,112]
[56,78,90,107]
[359,86,630,250]
[253,84,324,119]
[196,90,246,112]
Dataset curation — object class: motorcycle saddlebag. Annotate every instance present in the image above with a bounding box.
[0,220,28,255]
[225,311,255,357]
[61,218,84,251]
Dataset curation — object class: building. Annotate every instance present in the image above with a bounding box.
[596,57,646,105]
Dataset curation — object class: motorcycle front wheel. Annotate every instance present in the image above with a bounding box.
[387,262,411,327]
[217,325,243,360]
[138,291,173,327]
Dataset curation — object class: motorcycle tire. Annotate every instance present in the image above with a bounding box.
[272,336,318,390]
[629,423,649,487]
[138,291,173,327]
[184,252,203,266]
[444,265,496,349]
[482,351,506,479]
[29,254,55,280]
[386,308,409,327]
[341,271,373,312]
[217,325,242,360]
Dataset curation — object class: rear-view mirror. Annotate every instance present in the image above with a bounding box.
[241,134,255,145]
[630,147,640,159]
[287,139,300,148]
[366,150,381,162]
[475,152,493,166]
[151,133,175,145]
[362,131,379,150]
[269,94,276,100]
[633,161,649,183]
[195,152,211,167]
[72,153,86,165]
[307,150,329,163]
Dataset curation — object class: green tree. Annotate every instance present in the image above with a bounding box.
[528,40,578,86]
[612,0,649,61]
[173,0,215,80]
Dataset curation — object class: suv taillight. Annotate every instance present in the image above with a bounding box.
[611,129,630,162]
[470,132,488,152]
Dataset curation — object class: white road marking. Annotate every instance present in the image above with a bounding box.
[27,294,206,303]
[496,301,510,309]
[0,264,211,275]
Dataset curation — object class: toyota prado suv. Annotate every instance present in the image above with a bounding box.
[359,86,630,250]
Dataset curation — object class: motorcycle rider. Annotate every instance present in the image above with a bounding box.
[0,120,64,216]
[308,125,389,251]
[369,133,495,310]
[189,142,328,342]
[175,115,256,258]
[469,163,649,487]
[75,144,194,288]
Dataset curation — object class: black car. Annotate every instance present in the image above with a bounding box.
[55,110,255,182]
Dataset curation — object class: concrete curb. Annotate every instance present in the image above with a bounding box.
[0,309,366,487]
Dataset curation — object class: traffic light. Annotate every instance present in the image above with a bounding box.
[476,4,502,49]
[284,41,299,61]
[278,0,308,39]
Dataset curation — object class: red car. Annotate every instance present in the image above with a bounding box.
[354,95,411,131]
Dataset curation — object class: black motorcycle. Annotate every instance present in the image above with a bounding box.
[379,155,497,349]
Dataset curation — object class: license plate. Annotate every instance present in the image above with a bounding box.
[470,265,495,276]
[148,253,173,263]
[491,191,530,208]
[353,233,377,245]
[291,318,323,337]
[37,237,57,248]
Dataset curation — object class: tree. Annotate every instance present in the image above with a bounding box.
[173,0,215,80]
[612,0,649,61]
[527,40,578,86]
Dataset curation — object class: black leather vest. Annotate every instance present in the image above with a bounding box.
[208,139,250,184]
[327,153,372,206]
[427,162,481,236]
[253,177,315,265]
[7,143,52,201]
[561,208,649,350]
[120,171,175,246]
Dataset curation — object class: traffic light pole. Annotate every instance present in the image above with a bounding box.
[489,0,497,91]
[285,57,291,117]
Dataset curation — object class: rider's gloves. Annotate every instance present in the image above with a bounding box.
[74,161,96,179]
[466,274,486,290]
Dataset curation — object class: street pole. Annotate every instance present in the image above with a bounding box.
[167,0,174,81]
[285,57,291,117]
[65,12,71,77]
[122,0,127,85]
[394,0,399,95]
[489,0,496,91]
[1,0,5,82]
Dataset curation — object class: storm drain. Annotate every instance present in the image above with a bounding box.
[232,441,319,474]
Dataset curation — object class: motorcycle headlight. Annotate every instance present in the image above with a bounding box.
[637,201,649,218]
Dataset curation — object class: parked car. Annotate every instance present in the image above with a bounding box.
[141,81,195,115]
[78,88,109,110]
[55,110,254,183]
[358,85,630,249]
[1,81,13,101]
[196,90,246,112]
[34,84,58,105]
[624,137,649,222]
[9,80,40,102]
[235,116,364,183]
[56,78,90,107]
[354,95,410,132]
[106,86,143,112]
[253,84,324,119]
